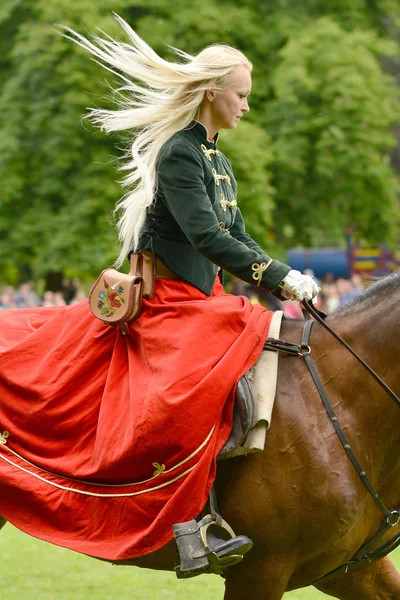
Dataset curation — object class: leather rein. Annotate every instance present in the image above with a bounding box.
[264,300,400,581]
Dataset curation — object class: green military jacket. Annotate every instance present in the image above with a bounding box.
[138,121,290,296]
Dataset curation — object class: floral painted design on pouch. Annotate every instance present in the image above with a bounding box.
[97,278,125,316]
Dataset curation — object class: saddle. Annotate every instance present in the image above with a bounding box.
[219,374,255,457]
[218,309,283,459]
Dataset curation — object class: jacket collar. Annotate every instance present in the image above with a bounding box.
[186,121,219,147]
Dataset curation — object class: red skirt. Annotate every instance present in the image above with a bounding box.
[0,277,272,560]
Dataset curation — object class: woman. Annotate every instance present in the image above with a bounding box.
[0,16,318,580]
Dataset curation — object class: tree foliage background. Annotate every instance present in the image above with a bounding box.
[0,0,399,282]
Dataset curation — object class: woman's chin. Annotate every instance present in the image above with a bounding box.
[219,119,239,131]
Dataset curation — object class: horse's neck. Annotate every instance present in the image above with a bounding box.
[331,308,400,493]
[282,313,400,500]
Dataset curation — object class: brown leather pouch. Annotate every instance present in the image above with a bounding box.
[89,253,154,332]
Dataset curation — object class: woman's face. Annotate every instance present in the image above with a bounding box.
[210,65,251,131]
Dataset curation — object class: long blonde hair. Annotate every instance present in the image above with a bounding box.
[64,14,252,265]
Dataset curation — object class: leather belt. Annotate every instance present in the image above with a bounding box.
[138,250,180,280]
[155,257,180,279]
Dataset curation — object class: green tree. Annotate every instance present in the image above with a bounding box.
[265,17,400,247]
[0,0,399,283]
[0,1,127,281]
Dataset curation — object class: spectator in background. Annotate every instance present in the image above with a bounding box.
[69,278,86,304]
[351,274,365,297]
[54,292,67,306]
[336,278,354,304]
[70,289,87,305]
[42,291,56,307]
[321,273,340,313]
[18,282,41,308]
[1,286,17,309]
[0,272,366,313]
[62,278,77,304]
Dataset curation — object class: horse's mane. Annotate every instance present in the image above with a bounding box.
[330,269,400,319]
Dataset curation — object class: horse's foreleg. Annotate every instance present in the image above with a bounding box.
[0,516,7,531]
[315,557,400,600]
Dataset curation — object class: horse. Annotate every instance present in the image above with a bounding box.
[2,271,400,599]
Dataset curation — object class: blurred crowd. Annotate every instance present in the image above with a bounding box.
[1,272,365,315]
[0,278,87,310]
[226,271,366,318]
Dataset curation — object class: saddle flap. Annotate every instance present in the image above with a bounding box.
[219,374,254,456]
[235,376,254,434]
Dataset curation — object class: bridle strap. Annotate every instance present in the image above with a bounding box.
[302,300,400,409]
[299,317,400,581]
[301,319,395,519]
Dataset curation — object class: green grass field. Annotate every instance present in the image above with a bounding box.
[2,524,400,599]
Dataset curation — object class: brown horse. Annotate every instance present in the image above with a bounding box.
[2,272,400,599]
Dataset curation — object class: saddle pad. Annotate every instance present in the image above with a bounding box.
[219,310,283,459]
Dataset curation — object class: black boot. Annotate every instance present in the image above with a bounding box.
[172,514,253,579]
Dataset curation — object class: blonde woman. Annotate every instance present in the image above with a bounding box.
[0,16,318,580]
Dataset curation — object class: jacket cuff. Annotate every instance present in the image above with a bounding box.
[261,260,291,292]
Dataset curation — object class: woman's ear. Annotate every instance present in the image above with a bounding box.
[205,89,215,102]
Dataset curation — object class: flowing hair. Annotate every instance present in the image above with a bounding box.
[63,14,252,265]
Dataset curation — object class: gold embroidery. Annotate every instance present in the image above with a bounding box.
[220,194,237,212]
[200,144,218,161]
[0,450,198,498]
[0,424,216,492]
[218,222,229,232]
[0,431,9,445]
[152,462,166,477]
[212,168,231,186]
[252,259,273,285]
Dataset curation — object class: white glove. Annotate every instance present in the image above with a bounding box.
[279,269,320,302]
